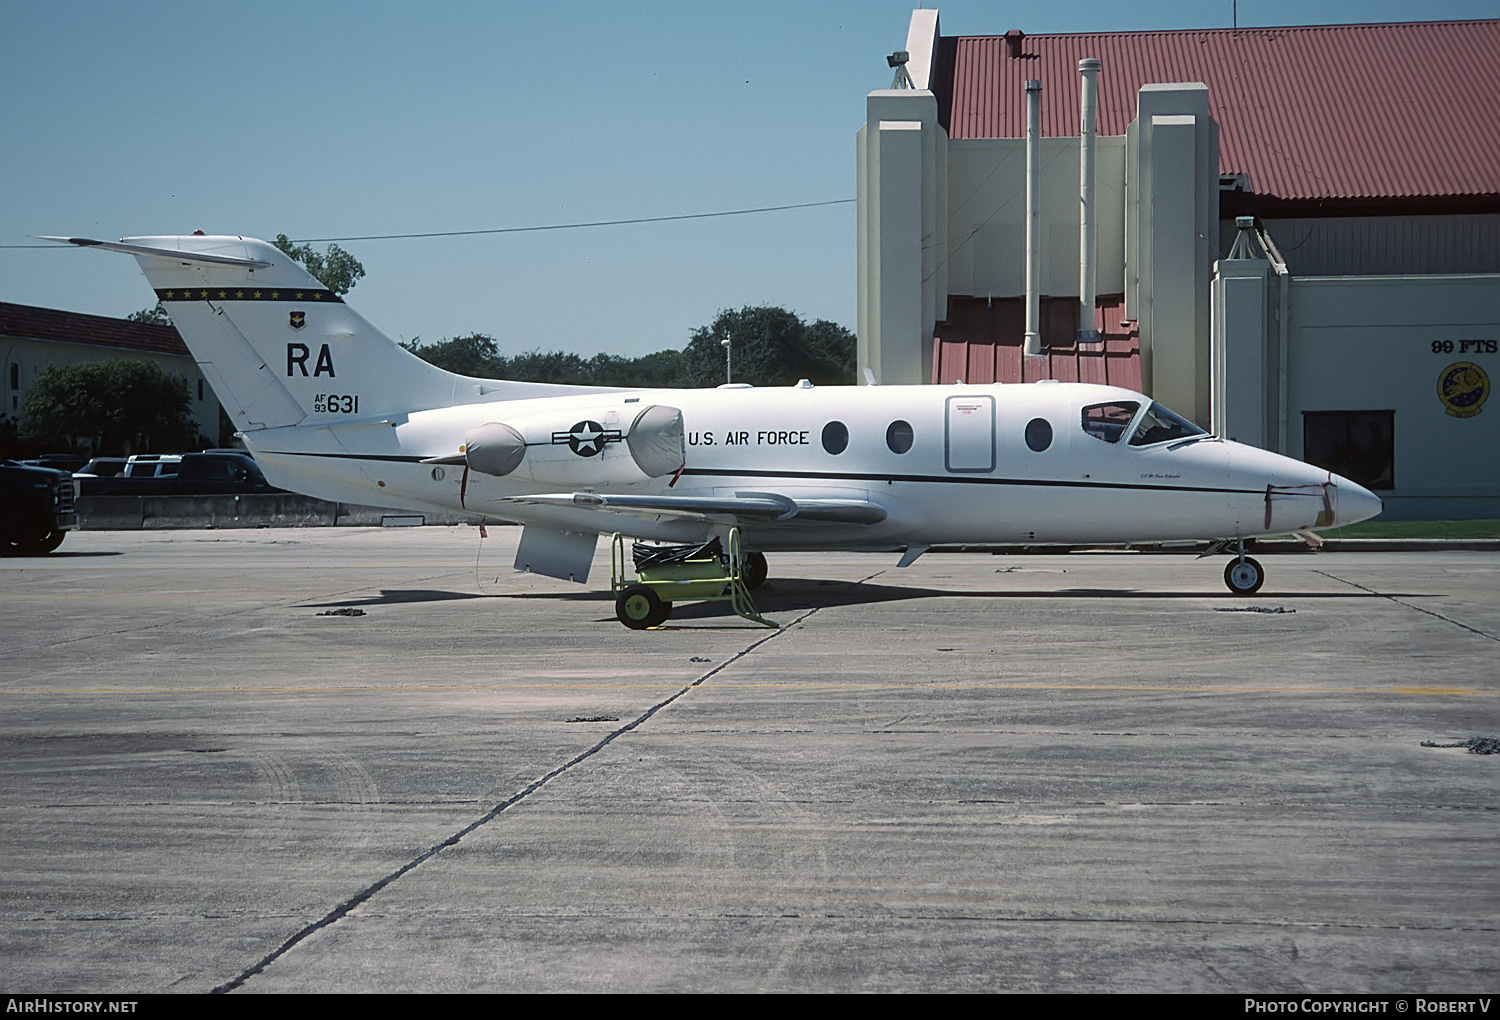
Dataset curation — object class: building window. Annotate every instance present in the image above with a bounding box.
[1303,411,1394,490]
[8,362,17,391]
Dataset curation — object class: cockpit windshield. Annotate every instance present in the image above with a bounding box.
[1127,402,1208,446]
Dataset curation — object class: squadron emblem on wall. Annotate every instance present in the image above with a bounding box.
[1437,362,1489,418]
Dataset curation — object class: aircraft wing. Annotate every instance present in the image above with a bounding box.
[496,491,888,526]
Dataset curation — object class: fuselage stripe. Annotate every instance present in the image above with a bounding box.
[155,287,344,303]
[253,450,1267,497]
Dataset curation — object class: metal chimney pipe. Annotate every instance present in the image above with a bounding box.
[1078,58,1101,343]
[1024,79,1043,357]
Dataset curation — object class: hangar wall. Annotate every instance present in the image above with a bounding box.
[1213,239,1500,520]
[1285,275,1499,520]
[858,75,1218,427]
[943,137,1127,302]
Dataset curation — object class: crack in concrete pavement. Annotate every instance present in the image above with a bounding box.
[210,574,889,993]
[1315,569,1500,644]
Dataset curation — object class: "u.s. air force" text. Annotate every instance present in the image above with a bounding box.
[687,430,809,447]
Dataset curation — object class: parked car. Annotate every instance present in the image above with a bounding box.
[121,454,183,478]
[79,454,181,495]
[23,454,87,473]
[75,457,129,479]
[83,452,282,496]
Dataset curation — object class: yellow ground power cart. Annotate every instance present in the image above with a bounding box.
[610,528,776,629]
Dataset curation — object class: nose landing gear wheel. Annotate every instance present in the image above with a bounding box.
[616,584,671,629]
[1224,556,1266,594]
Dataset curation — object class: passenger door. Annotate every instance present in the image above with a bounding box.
[945,394,995,473]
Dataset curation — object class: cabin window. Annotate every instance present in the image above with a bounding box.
[1128,402,1206,446]
[886,420,914,454]
[1081,401,1139,443]
[1303,410,1394,490]
[1024,418,1053,452]
[821,421,849,455]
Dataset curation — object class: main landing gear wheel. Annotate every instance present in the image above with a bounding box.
[1224,556,1266,595]
[740,551,768,590]
[616,584,671,629]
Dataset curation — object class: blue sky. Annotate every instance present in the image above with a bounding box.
[4,1,1494,358]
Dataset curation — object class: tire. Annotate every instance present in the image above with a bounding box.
[1223,556,1265,595]
[616,585,670,629]
[740,551,768,590]
[9,528,65,556]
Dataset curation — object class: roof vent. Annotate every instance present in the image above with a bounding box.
[1005,30,1025,58]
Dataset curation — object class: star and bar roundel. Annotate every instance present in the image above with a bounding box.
[153,287,344,303]
[552,420,623,457]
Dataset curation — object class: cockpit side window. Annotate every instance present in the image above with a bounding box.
[1081,401,1140,444]
[1128,402,1207,446]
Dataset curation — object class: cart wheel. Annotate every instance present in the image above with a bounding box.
[741,551,768,590]
[616,585,670,629]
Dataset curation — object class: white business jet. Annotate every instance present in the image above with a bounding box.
[48,234,1381,598]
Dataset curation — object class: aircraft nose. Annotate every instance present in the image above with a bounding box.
[1333,476,1383,526]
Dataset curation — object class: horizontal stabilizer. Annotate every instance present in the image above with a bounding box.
[37,236,271,268]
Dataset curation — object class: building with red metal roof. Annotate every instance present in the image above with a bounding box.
[939,21,1500,212]
[1,302,223,451]
[857,9,1498,519]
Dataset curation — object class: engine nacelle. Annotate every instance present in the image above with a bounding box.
[464,404,684,486]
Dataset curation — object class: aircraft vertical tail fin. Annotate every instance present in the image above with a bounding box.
[45,235,612,433]
[97,235,462,431]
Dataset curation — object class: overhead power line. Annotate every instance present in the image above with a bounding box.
[289,199,857,244]
[2,198,857,249]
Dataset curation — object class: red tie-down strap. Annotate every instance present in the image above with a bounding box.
[1264,474,1335,530]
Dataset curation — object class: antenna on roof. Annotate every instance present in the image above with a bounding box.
[888,50,913,89]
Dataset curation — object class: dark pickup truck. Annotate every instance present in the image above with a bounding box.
[1,460,80,554]
[79,452,283,497]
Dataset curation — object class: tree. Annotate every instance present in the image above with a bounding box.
[803,317,858,382]
[401,335,688,387]
[679,306,855,387]
[400,333,505,377]
[401,307,854,388]
[126,303,172,326]
[19,360,199,455]
[272,234,366,295]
